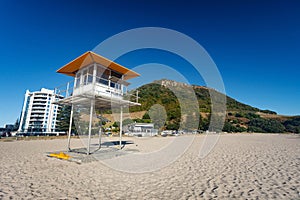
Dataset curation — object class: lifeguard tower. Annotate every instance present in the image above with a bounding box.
[54,51,140,155]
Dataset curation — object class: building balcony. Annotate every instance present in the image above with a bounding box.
[29,116,44,120]
[30,114,45,118]
[31,105,46,109]
[32,101,47,105]
[34,93,48,97]
[73,77,123,100]
[33,97,48,102]
[54,74,139,108]
[31,109,45,113]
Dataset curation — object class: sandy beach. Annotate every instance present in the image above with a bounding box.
[0,134,299,199]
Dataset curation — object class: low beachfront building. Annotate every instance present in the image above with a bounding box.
[18,88,63,135]
[126,123,158,137]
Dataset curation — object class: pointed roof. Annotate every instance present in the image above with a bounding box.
[56,51,140,80]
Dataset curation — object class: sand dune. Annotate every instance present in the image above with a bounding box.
[0,134,299,199]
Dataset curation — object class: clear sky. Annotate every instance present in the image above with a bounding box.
[0,0,299,126]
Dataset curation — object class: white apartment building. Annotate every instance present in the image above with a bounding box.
[18,88,63,134]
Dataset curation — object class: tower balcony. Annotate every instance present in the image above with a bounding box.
[54,74,139,108]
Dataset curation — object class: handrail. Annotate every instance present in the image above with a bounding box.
[54,74,139,103]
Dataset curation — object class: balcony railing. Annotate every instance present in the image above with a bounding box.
[54,74,140,104]
[31,106,46,109]
[31,109,45,113]
[54,80,74,99]
[34,94,48,97]
[30,114,44,117]
[32,101,47,105]
[55,75,119,97]
[33,97,47,100]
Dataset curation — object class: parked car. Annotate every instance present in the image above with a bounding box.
[105,132,112,136]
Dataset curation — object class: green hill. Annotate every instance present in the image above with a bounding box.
[127,79,298,133]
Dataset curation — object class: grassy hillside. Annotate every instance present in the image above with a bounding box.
[126,79,299,133]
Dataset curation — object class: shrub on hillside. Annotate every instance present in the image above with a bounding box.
[283,117,300,133]
[248,118,285,133]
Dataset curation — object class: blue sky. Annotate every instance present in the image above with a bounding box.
[0,0,299,126]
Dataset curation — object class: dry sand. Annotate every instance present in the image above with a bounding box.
[0,134,299,199]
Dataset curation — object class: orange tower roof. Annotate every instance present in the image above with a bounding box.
[56,51,140,80]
